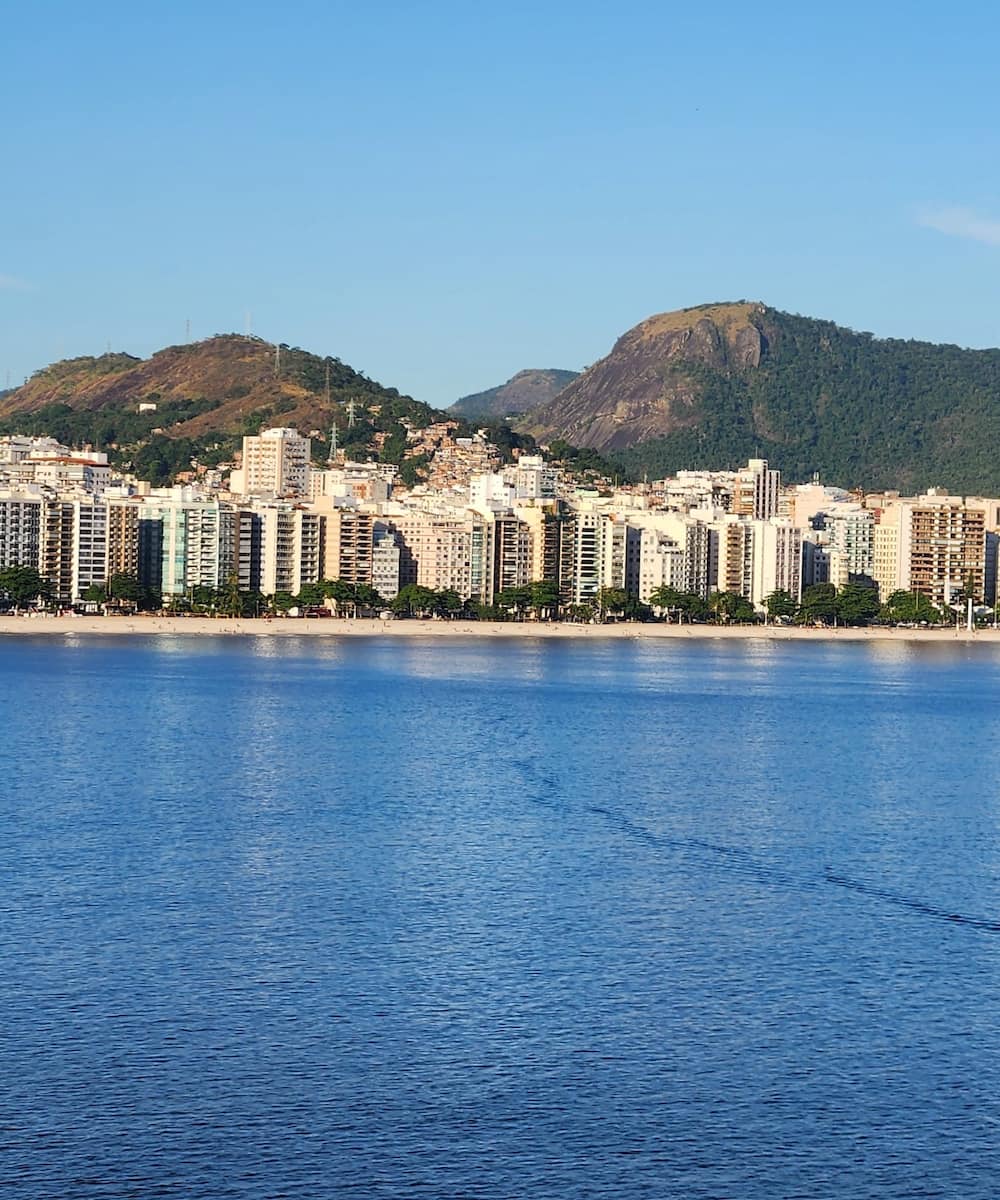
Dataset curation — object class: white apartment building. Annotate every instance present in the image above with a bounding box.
[0,490,44,571]
[258,504,321,596]
[627,511,712,601]
[872,494,987,606]
[818,506,875,579]
[469,473,516,513]
[372,525,402,600]
[504,455,560,500]
[309,463,390,504]
[751,519,802,607]
[636,526,686,601]
[710,515,802,608]
[31,454,112,494]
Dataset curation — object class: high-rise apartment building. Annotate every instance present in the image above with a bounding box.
[231,427,311,498]
[733,459,781,520]
[258,504,321,596]
[0,491,43,571]
[901,493,985,606]
[315,503,375,586]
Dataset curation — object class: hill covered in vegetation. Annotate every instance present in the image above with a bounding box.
[0,335,448,484]
[0,335,620,487]
[524,303,1000,492]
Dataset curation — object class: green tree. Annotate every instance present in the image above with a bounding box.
[495,585,532,619]
[323,579,358,616]
[529,579,560,620]
[353,584,383,613]
[0,566,51,610]
[82,572,146,612]
[220,573,244,618]
[622,595,653,621]
[598,587,629,619]
[190,585,218,613]
[799,582,839,625]
[835,580,881,626]
[392,583,436,616]
[648,586,709,622]
[881,589,943,625]
[431,588,463,617]
[649,585,685,619]
[296,581,327,608]
[108,572,142,604]
[708,591,756,623]
[764,589,798,620]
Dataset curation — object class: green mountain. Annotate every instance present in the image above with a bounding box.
[0,335,446,485]
[0,336,612,488]
[522,303,1000,492]
[450,368,579,421]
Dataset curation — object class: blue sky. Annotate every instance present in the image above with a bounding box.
[3,0,998,405]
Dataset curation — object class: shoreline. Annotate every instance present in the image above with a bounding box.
[0,615,995,642]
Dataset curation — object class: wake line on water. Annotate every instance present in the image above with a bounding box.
[585,804,1000,935]
[822,871,1000,933]
[509,746,999,934]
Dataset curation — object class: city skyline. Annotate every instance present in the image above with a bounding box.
[0,420,995,625]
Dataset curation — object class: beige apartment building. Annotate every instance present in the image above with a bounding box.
[388,510,488,600]
[732,459,781,520]
[313,502,375,586]
[874,493,987,606]
[231,427,311,498]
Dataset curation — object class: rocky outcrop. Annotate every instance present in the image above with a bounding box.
[523,303,766,450]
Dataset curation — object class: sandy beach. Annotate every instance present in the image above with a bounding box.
[0,614,995,642]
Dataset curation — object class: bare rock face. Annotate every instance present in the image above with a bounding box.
[523,302,766,450]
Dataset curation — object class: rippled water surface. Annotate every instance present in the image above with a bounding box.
[4,634,1000,1198]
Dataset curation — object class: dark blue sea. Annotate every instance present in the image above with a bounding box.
[3,634,1000,1199]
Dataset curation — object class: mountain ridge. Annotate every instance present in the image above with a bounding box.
[522,302,1000,492]
[0,334,446,484]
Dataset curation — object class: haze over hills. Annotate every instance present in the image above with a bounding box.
[449,369,579,422]
[522,302,1000,493]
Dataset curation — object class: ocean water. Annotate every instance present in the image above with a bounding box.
[3,634,1000,1199]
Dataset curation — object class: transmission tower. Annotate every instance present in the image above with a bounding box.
[328,421,338,465]
[346,397,356,429]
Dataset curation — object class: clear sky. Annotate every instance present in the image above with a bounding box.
[3,0,999,405]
